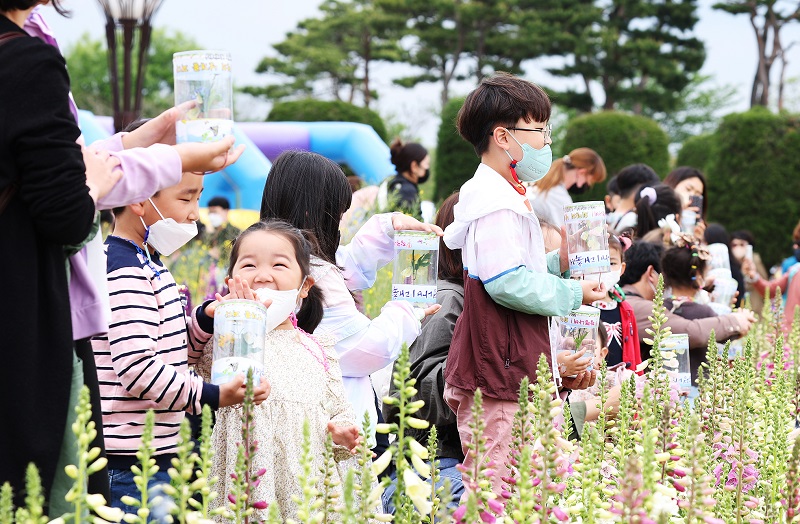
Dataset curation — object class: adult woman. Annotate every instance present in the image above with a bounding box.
[664,166,708,218]
[530,147,606,227]
[382,138,430,218]
[607,164,661,234]
[259,151,440,448]
[0,0,121,505]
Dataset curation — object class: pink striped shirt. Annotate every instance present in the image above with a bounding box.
[92,236,217,457]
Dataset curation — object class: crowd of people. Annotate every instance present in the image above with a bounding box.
[4,1,800,520]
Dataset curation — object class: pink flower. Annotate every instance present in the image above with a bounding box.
[251,501,268,510]
[487,498,504,514]
[552,506,569,521]
[452,505,467,522]
[480,510,496,523]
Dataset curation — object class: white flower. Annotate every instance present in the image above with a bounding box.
[371,449,393,476]
[94,505,125,523]
[410,453,431,478]
[407,438,429,460]
[403,468,432,515]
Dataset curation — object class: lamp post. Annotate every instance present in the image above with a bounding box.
[97,0,164,131]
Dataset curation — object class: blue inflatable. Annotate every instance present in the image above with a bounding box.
[77,112,395,210]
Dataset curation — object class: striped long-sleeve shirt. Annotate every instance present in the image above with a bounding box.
[92,236,218,459]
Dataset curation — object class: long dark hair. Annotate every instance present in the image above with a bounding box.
[633,183,681,239]
[435,192,463,285]
[664,166,708,217]
[259,151,352,265]
[0,0,69,15]
[228,220,325,333]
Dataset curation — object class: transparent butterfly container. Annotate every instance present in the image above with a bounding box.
[391,231,439,307]
[554,305,601,375]
[563,201,611,277]
[660,333,691,393]
[211,300,266,386]
[173,50,233,143]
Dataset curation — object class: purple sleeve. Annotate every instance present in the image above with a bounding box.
[92,140,183,210]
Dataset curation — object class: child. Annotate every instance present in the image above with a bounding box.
[198,220,361,522]
[92,172,269,512]
[591,234,642,371]
[442,72,606,496]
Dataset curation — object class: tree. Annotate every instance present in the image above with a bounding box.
[378,0,549,106]
[64,29,201,117]
[543,0,706,114]
[713,0,800,107]
[434,97,479,201]
[245,0,404,108]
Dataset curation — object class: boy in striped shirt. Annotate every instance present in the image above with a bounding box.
[93,171,269,512]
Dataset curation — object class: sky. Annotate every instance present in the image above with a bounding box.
[45,0,800,146]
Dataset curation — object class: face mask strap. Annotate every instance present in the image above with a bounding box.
[148,198,167,221]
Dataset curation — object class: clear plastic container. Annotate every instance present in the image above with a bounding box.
[391,231,439,307]
[707,243,731,271]
[173,50,233,143]
[680,209,697,234]
[711,275,739,307]
[660,333,691,393]
[211,300,267,386]
[563,202,611,277]
[554,305,601,374]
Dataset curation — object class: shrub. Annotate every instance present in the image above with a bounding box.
[560,111,670,203]
[434,97,480,202]
[706,107,800,267]
[267,100,388,141]
[676,133,716,172]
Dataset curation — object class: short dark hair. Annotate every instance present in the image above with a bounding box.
[228,220,325,333]
[664,166,708,216]
[731,230,755,248]
[607,175,620,196]
[619,240,664,286]
[704,222,730,246]
[0,0,69,15]
[435,192,463,285]
[615,164,661,199]
[207,196,231,210]
[457,72,551,156]
[662,245,707,290]
[259,151,352,265]
[390,139,428,175]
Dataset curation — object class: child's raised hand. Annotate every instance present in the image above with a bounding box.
[558,348,592,377]
[219,375,271,408]
[561,370,597,391]
[205,276,273,317]
[391,214,443,236]
[327,422,362,454]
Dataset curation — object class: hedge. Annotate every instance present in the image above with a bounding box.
[676,134,716,173]
[705,107,800,268]
[267,100,388,141]
[434,97,480,202]
[560,111,670,203]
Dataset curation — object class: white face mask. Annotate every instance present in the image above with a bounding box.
[208,213,224,229]
[255,280,305,332]
[599,269,621,291]
[140,199,197,256]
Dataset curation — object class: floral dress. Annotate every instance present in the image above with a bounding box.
[197,329,358,522]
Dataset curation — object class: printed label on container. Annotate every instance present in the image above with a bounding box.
[394,233,439,251]
[564,202,606,224]
[391,284,437,303]
[177,118,233,143]
[211,356,263,386]
[568,249,611,273]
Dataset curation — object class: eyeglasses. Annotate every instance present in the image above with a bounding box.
[507,124,552,141]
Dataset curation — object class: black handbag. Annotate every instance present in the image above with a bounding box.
[0,31,26,214]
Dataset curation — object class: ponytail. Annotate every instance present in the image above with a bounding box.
[297,286,324,333]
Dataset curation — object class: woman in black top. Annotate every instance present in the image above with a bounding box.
[385,138,430,218]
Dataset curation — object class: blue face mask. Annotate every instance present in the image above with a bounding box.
[504,130,553,182]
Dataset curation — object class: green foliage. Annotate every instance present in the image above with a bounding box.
[560,111,670,202]
[434,97,478,202]
[676,134,717,173]
[64,29,202,118]
[542,0,705,114]
[705,107,800,267]
[245,0,404,107]
[267,99,388,141]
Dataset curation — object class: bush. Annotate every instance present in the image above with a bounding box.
[560,111,670,203]
[706,107,800,267]
[267,100,388,141]
[434,97,480,202]
[676,134,716,173]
